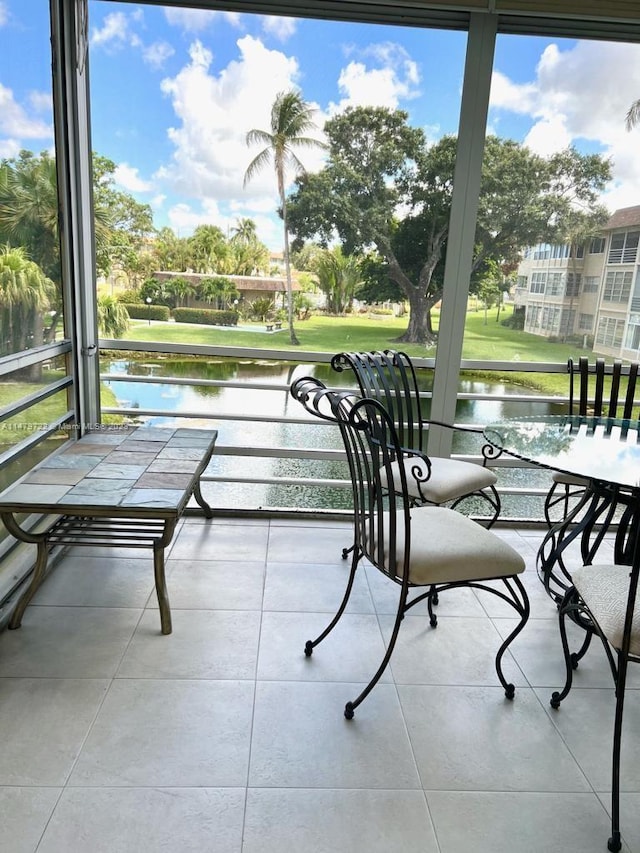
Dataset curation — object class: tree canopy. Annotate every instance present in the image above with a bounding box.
[287,106,612,343]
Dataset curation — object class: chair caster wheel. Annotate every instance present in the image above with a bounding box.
[504,684,515,700]
[341,548,349,560]
[429,616,438,628]
[304,641,313,657]
[550,692,561,710]
[608,832,621,852]
[344,703,354,720]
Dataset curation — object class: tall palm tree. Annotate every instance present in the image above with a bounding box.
[244,90,324,345]
[0,245,55,355]
[626,99,640,131]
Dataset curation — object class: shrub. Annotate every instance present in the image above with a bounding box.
[122,303,171,321]
[172,307,239,326]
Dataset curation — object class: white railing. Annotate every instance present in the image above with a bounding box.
[98,340,571,523]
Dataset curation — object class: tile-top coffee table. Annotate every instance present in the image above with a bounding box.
[0,425,217,634]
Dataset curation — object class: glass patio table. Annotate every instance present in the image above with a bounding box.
[484,414,640,603]
[0,424,217,635]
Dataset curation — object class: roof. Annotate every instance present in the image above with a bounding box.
[153,271,300,292]
[604,206,640,230]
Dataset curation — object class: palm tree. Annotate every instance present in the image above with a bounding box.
[97,294,130,338]
[626,99,640,130]
[0,245,55,355]
[244,90,324,345]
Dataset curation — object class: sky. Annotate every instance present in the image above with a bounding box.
[2,0,640,250]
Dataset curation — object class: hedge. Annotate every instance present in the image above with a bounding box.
[172,308,239,326]
[122,303,171,321]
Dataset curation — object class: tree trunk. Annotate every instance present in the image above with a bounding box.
[393,289,436,345]
[280,192,299,346]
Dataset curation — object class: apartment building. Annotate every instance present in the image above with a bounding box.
[514,205,640,359]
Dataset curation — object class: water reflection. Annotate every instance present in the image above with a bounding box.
[101,357,559,515]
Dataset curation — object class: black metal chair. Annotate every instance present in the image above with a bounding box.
[544,357,640,526]
[331,350,501,527]
[290,375,529,720]
[551,553,640,852]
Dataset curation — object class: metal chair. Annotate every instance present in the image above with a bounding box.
[331,350,501,527]
[551,551,640,852]
[544,357,640,526]
[290,375,529,720]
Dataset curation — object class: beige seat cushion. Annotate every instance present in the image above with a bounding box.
[551,471,589,487]
[363,505,525,585]
[572,563,640,657]
[381,457,497,504]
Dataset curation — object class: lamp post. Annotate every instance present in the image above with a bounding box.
[146,296,152,325]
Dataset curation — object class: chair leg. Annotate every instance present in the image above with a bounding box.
[494,575,530,699]
[550,587,581,709]
[608,652,630,852]
[305,548,361,657]
[344,581,410,720]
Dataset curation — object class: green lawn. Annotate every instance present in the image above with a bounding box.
[118,307,585,396]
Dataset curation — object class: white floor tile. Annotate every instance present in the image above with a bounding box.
[38,787,245,853]
[249,681,420,788]
[243,788,438,853]
[69,679,254,787]
[0,787,61,853]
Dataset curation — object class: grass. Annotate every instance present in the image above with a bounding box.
[117,307,585,396]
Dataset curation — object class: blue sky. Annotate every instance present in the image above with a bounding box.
[2,1,640,250]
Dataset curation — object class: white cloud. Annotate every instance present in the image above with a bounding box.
[0,83,51,138]
[143,41,175,69]
[262,15,296,42]
[489,40,640,211]
[156,36,324,210]
[0,138,21,158]
[91,11,131,47]
[28,91,53,113]
[114,163,153,192]
[164,8,241,33]
[0,2,8,27]
[91,9,167,68]
[328,42,421,114]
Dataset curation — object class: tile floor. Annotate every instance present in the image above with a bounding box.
[0,516,639,852]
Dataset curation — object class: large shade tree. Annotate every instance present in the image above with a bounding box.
[244,89,325,345]
[287,106,611,344]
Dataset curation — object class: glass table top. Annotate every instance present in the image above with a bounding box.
[484,414,640,491]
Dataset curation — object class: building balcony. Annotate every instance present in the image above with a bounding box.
[1,514,638,852]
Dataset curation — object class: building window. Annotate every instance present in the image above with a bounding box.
[625,314,640,350]
[565,273,581,297]
[579,313,594,331]
[525,303,541,330]
[608,230,640,264]
[530,272,546,294]
[583,276,600,293]
[603,270,633,303]
[540,305,560,332]
[590,237,605,254]
[547,272,563,295]
[596,317,625,348]
[516,275,528,288]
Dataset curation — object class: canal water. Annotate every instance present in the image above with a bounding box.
[101,356,561,518]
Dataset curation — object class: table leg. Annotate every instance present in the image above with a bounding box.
[1,512,51,630]
[192,479,213,518]
[154,519,177,635]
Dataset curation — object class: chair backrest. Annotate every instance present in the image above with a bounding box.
[567,357,640,419]
[290,374,414,582]
[331,350,426,454]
